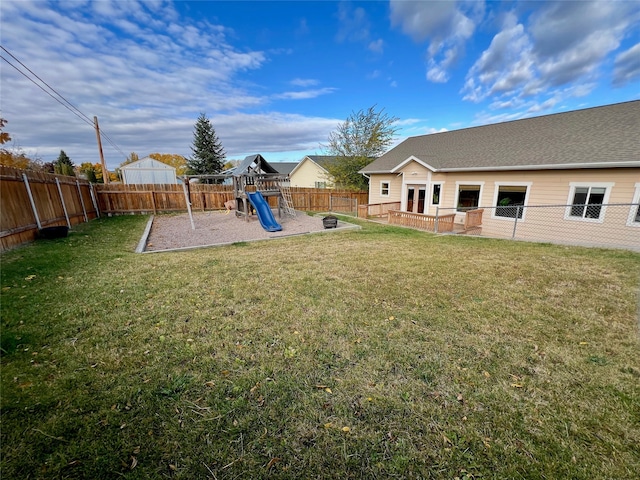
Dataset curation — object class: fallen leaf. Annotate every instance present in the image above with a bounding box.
[130,456,138,470]
[323,422,333,428]
[315,384,328,389]
[511,383,523,388]
[579,342,588,345]
[325,388,332,394]
[483,371,490,377]
[204,381,216,387]
[266,457,281,470]
[388,316,395,321]
[342,426,350,433]
[25,275,36,281]
[169,464,177,471]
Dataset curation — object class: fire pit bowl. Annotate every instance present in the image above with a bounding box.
[38,226,69,239]
[322,215,338,229]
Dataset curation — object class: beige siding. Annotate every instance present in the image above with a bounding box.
[367,174,402,204]
[289,158,333,188]
[369,167,640,250]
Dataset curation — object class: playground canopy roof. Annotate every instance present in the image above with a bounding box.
[231,154,279,175]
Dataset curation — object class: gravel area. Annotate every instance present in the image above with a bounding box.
[142,210,358,252]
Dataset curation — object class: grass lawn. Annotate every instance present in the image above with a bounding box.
[1,215,639,479]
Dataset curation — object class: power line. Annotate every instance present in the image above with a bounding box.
[0,45,127,160]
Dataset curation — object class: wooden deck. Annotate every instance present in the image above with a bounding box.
[363,206,484,235]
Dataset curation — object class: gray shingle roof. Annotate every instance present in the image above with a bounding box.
[360,101,640,173]
[306,155,338,170]
[271,162,299,175]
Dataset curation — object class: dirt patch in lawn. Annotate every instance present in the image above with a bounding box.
[141,210,359,252]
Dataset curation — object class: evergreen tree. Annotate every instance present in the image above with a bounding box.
[187,113,226,178]
[54,150,75,176]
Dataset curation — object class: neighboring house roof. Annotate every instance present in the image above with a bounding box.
[289,155,337,176]
[360,100,640,174]
[271,162,299,175]
[230,154,280,175]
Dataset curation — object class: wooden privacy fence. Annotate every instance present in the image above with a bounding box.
[0,165,98,251]
[94,184,368,215]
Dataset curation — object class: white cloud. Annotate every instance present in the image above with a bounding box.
[613,43,640,87]
[0,1,343,168]
[462,1,639,109]
[290,78,320,87]
[368,39,384,54]
[390,0,484,83]
[335,2,370,44]
[273,88,337,100]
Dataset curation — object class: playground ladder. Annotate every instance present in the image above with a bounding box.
[280,181,296,217]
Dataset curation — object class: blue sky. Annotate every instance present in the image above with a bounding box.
[1,0,639,170]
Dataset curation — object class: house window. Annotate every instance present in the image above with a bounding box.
[432,184,442,205]
[457,184,482,211]
[495,185,528,218]
[380,181,390,197]
[570,186,606,219]
[565,182,614,223]
[315,181,327,189]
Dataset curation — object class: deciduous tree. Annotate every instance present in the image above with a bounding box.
[187,113,226,178]
[323,105,398,190]
[149,153,188,176]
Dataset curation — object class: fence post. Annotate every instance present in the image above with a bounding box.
[512,206,521,239]
[435,206,439,233]
[76,180,88,223]
[329,193,332,212]
[22,173,42,230]
[55,178,71,228]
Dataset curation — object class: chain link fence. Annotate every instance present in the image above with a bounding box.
[329,196,359,216]
[435,203,640,251]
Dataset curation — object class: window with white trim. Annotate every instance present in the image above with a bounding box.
[565,182,614,222]
[627,183,640,227]
[380,181,390,197]
[456,184,482,212]
[494,184,529,219]
[431,183,442,205]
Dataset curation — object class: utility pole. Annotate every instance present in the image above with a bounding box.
[94,116,109,184]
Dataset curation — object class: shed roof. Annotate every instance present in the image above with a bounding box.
[120,157,176,171]
[360,100,640,174]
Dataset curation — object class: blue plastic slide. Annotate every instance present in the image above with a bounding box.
[247,191,283,232]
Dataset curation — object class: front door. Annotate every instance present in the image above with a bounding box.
[406,187,415,212]
[406,186,426,213]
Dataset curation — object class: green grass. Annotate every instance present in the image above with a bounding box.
[2,215,639,479]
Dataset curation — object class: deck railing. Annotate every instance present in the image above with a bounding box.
[464,208,484,229]
[388,210,456,232]
[358,201,401,218]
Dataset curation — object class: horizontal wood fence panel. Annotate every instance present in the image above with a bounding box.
[94,184,367,215]
[0,165,97,251]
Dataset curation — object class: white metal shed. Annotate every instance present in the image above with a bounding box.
[120,157,179,185]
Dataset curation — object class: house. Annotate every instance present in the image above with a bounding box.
[289,155,337,188]
[120,157,179,184]
[359,101,640,249]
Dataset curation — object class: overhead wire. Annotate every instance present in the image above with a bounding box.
[0,45,127,160]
